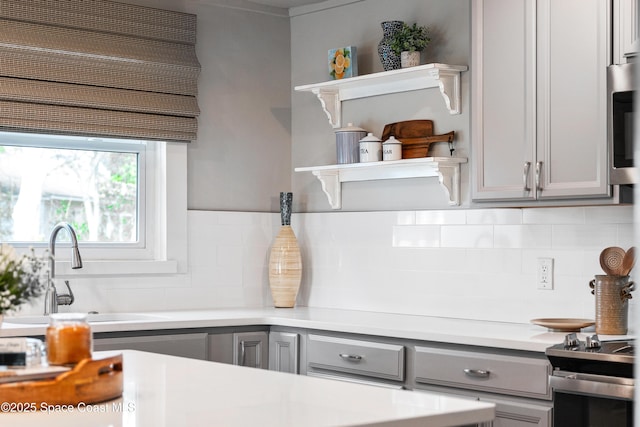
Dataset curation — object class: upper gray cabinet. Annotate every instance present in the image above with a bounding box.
[613,0,640,63]
[471,0,610,202]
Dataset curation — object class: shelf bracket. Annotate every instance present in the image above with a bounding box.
[432,68,462,115]
[312,89,341,128]
[312,170,342,209]
[436,162,462,206]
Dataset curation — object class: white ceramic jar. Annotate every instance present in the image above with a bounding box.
[382,136,402,161]
[359,133,382,162]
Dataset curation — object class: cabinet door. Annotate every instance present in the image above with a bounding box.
[269,331,299,373]
[471,0,537,201]
[483,397,552,427]
[614,0,640,63]
[233,331,268,369]
[536,0,610,199]
[94,333,208,360]
[208,332,234,364]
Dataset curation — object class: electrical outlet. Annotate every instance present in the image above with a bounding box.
[537,258,554,290]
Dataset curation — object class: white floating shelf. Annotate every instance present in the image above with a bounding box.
[295,157,467,209]
[294,63,468,128]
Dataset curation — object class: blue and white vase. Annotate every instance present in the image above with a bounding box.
[377,21,403,71]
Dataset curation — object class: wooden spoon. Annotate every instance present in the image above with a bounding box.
[600,246,626,275]
[620,246,636,276]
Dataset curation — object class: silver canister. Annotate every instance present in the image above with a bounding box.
[335,123,366,164]
[359,133,382,162]
[382,136,402,161]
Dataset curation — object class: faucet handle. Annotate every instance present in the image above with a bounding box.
[56,281,75,306]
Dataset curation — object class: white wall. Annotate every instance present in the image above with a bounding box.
[125,0,293,212]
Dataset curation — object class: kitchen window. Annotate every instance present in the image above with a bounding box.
[0,131,187,275]
[0,0,195,275]
[0,132,144,246]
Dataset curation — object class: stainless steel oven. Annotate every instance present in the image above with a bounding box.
[546,334,634,426]
[609,63,637,185]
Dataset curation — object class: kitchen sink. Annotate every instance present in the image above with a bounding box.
[4,313,165,325]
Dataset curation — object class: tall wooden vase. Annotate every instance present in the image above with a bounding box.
[268,192,302,308]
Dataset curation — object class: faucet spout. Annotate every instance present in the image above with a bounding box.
[44,222,83,315]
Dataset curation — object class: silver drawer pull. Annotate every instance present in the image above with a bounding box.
[463,368,491,378]
[339,353,363,361]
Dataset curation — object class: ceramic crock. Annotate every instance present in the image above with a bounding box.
[382,136,402,161]
[359,133,382,162]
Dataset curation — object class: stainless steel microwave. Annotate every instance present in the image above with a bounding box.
[608,62,637,185]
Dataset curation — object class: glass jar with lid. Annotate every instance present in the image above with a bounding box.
[46,313,92,365]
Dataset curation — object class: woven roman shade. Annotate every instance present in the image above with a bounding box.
[0,0,200,142]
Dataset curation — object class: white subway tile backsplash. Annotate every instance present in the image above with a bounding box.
[584,205,634,223]
[466,209,522,225]
[552,224,619,249]
[494,225,551,248]
[523,207,587,224]
[62,206,634,325]
[415,210,466,225]
[393,211,417,225]
[616,223,636,249]
[464,249,522,275]
[441,225,493,248]
[392,225,440,247]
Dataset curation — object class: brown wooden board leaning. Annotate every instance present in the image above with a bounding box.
[381,120,455,158]
[0,354,123,405]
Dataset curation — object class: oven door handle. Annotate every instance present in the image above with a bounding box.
[550,371,634,401]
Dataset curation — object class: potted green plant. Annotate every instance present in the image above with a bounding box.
[0,244,49,321]
[390,23,430,68]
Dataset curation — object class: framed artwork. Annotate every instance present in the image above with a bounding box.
[328,46,357,80]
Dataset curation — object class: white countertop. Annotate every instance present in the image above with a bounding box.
[1,350,495,427]
[0,307,631,352]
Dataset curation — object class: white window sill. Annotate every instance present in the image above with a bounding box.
[55,260,179,278]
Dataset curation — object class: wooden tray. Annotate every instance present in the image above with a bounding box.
[530,318,595,332]
[0,354,123,405]
[381,120,455,158]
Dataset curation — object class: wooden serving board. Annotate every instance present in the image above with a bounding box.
[381,120,455,158]
[0,354,123,405]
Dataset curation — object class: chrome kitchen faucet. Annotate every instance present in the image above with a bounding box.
[44,222,83,315]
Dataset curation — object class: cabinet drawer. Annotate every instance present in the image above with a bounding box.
[414,346,551,399]
[307,334,404,381]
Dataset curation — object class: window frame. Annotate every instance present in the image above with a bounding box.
[1,132,147,251]
[0,132,186,277]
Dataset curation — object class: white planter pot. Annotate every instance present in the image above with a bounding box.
[401,51,420,68]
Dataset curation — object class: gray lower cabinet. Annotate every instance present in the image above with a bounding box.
[414,345,552,427]
[233,331,268,369]
[486,397,551,427]
[208,331,269,369]
[93,332,208,360]
[306,333,405,389]
[269,331,299,373]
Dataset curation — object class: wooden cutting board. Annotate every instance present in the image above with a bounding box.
[0,354,123,405]
[381,120,455,158]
